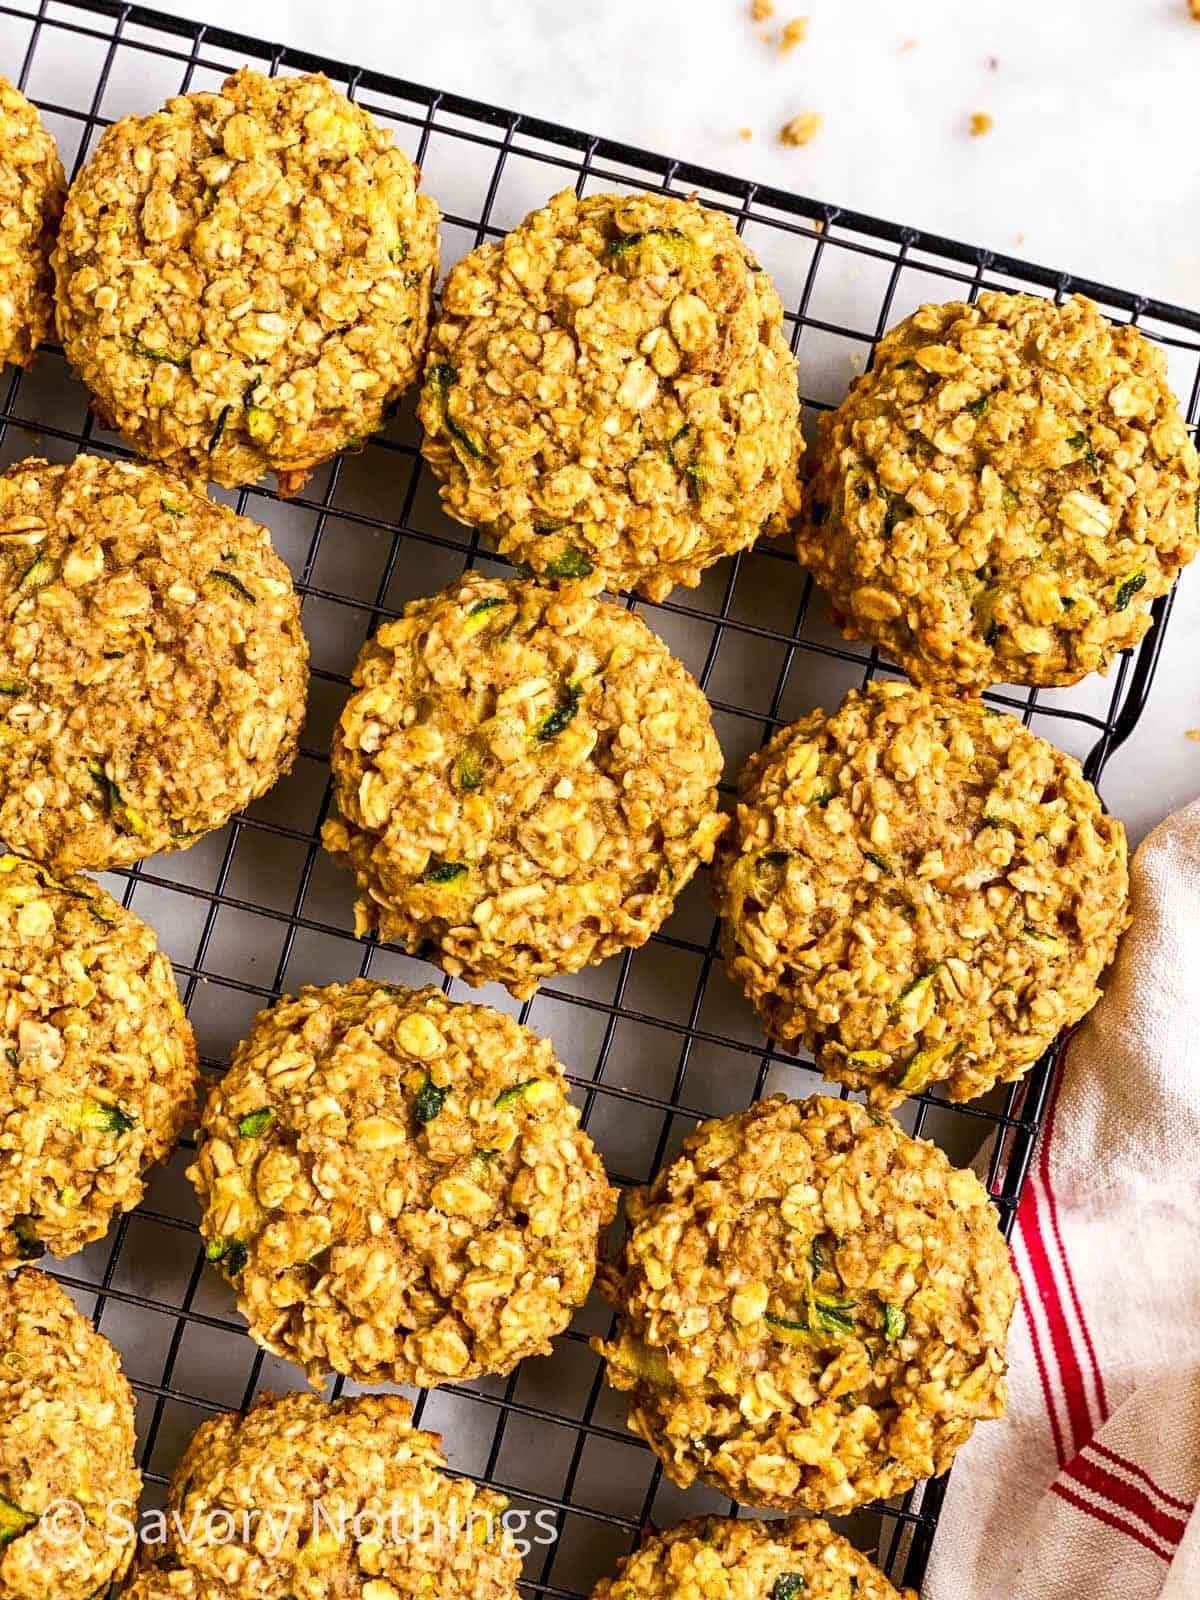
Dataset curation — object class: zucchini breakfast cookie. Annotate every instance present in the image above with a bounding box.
[118,1574,200,1600]
[713,680,1128,1106]
[0,1269,140,1600]
[795,291,1199,690]
[54,68,439,493]
[0,853,198,1268]
[322,573,726,996]
[188,980,615,1386]
[0,79,64,370]
[591,1516,915,1600]
[0,454,307,872]
[418,188,803,599]
[596,1094,1016,1513]
[129,1390,520,1600]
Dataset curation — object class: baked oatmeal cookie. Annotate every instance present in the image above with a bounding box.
[54,68,439,492]
[0,453,308,872]
[141,1389,520,1600]
[0,79,64,370]
[795,292,1199,689]
[418,188,803,600]
[596,1094,1016,1512]
[591,1515,915,1600]
[119,1574,200,1600]
[188,980,615,1386]
[713,681,1128,1105]
[0,1269,140,1600]
[0,852,198,1268]
[322,572,727,996]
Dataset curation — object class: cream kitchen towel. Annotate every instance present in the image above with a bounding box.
[925,798,1200,1599]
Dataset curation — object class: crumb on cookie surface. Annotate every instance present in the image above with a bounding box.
[779,17,809,53]
[780,112,822,145]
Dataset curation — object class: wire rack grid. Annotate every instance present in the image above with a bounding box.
[2,1,1198,1592]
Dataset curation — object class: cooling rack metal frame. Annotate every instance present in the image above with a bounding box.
[2,1,1198,1591]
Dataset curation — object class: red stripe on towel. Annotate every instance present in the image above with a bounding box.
[1064,1453,1189,1547]
[1020,1176,1094,1456]
[1049,1481,1172,1563]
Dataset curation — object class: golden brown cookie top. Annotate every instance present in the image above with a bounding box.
[0,453,307,871]
[189,979,615,1386]
[0,77,64,369]
[323,571,726,995]
[0,1268,141,1599]
[0,851,198,1268]
[156,1390,521,1600]
[796,291,1198,689]
[54,68,439,491]
[590,1515,916,1600]
[419,188,803,600]
[714,680,1128,1104]
[596,1093,1017,1513]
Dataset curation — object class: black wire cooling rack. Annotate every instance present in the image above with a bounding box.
[3,1,1199,1592]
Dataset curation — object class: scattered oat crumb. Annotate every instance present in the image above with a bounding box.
[1187,728,1200,742]
[738,127,754,142]
[751,0,775,19]
[1016,231,1027,246]
[900,38,918,51]
[780,112,822,146]
[780,16,809,54]
[970,112,994,137]
[757,29,773,42]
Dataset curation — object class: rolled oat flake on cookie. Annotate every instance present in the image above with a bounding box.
[713,680,1129,1106]
[795,291,1199,689]
[53,68,440,492]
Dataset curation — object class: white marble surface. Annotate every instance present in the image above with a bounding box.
[131,1,1200,838]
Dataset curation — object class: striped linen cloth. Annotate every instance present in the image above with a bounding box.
[926,798,1200,1598]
